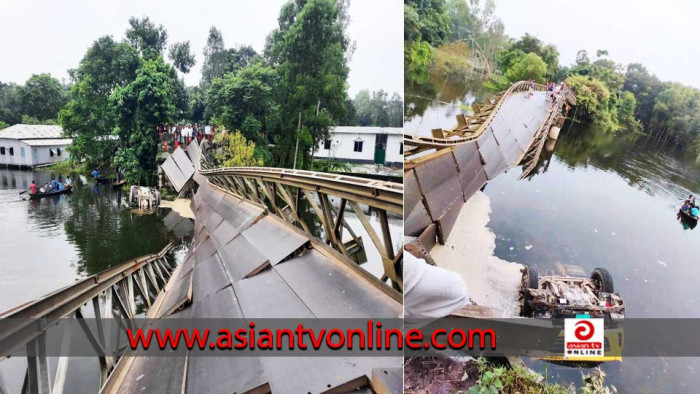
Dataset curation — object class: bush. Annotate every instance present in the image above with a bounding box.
[405,40,434,85]
[212,131,263,167]
[433,41,472,78]
[505,53,547,83]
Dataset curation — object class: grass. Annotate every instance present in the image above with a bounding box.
[44,160,88,175]
[405,357,617,394]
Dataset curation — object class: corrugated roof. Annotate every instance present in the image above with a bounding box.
[330,126,402,135]
[0,124,64,140]
[20,139,73,146]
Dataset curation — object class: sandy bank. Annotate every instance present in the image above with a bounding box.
[430,191,523,316]
[160,198,195,219]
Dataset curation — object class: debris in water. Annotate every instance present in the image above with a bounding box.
[594,228,599,233]
[657,260,668,267]
[611,232,616,236]
[525,245,533,250]
[509,246,514,251]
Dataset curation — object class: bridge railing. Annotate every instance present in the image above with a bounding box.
[197,149,404,291]
[0,243,175,394]
[404,81,550,164]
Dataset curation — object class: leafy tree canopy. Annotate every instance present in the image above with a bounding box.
[168,41,196,73]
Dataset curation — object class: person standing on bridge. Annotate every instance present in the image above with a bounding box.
[528,79,535,98]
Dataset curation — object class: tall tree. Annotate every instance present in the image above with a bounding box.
[168,41,196,73]
[207,61,278,144]
[265,0,351,168]
[0,82,22,125]
[200,26,257,88]
[125,16,168,59]
[60,36,140,163]
[110,58,182,185]
[19,74,66,121]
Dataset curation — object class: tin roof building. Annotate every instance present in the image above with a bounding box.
[0,124,72,168]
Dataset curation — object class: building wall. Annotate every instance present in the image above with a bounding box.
[314,132,403,165]
[0,139,70,167]
[315,132,377,163]
[385,134,403,165]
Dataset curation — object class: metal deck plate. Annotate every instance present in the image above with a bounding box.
[158,270,193,318]
[117,355,187,393]
[261,357,398,393]
[413,153,463,222]
[161,157,187,192]
[274,251,402,318]
[190,285,242,319]
[223,201,263,232]
[209,219,238,248]
[192,253,232,301]
[477,129,509,180]
[219,235,270,280]
[233,269,315,318]
[241,217,308,265]
[172,147,195,180]
[404,170,432,237]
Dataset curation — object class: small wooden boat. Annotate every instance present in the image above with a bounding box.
[112,178,127,188]
[28,185,73,199]
[95,177,111,184]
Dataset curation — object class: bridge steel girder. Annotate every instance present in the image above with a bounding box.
[0,243,176,393]
[198,164,404,290]
[404,80,571,253]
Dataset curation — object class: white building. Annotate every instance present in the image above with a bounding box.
[0,124,72,168]
[314,126,403,167]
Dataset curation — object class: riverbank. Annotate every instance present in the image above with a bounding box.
[430,191,523,316]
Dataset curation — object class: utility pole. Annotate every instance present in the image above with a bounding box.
[293,111,301,170]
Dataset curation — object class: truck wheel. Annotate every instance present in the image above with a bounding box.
[524,265,539,289]
[591,268,614,293]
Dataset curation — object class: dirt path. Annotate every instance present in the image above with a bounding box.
[430,191,523,317]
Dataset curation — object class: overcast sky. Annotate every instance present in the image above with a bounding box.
[0,0,403,97]
[493,0,700,89]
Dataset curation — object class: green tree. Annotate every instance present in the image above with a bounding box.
[60,36,140,164]
[566,74,614,131]
[19,73,66,122]
[404,0,451,46]
[125,16,168,59]
[200,26,257,88]
[168,41,196,73]
[110,58,182,185]
[212,131,263,167]
[0,82,22,125]
[266,0,351,169]
[207,61,278,144]
[505,52,547,83]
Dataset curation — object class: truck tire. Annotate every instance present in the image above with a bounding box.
[524,265,539,289]
[591,268,614,293]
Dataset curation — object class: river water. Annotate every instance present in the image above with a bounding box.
[0,168,192,392]
[407,70,700,392]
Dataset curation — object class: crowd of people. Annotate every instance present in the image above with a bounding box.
[29,176,71,194]
[159,124,217,153]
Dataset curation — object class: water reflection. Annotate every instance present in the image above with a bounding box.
[405,69,489,135]
[0,167,192,312]
[484,123,700,392]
